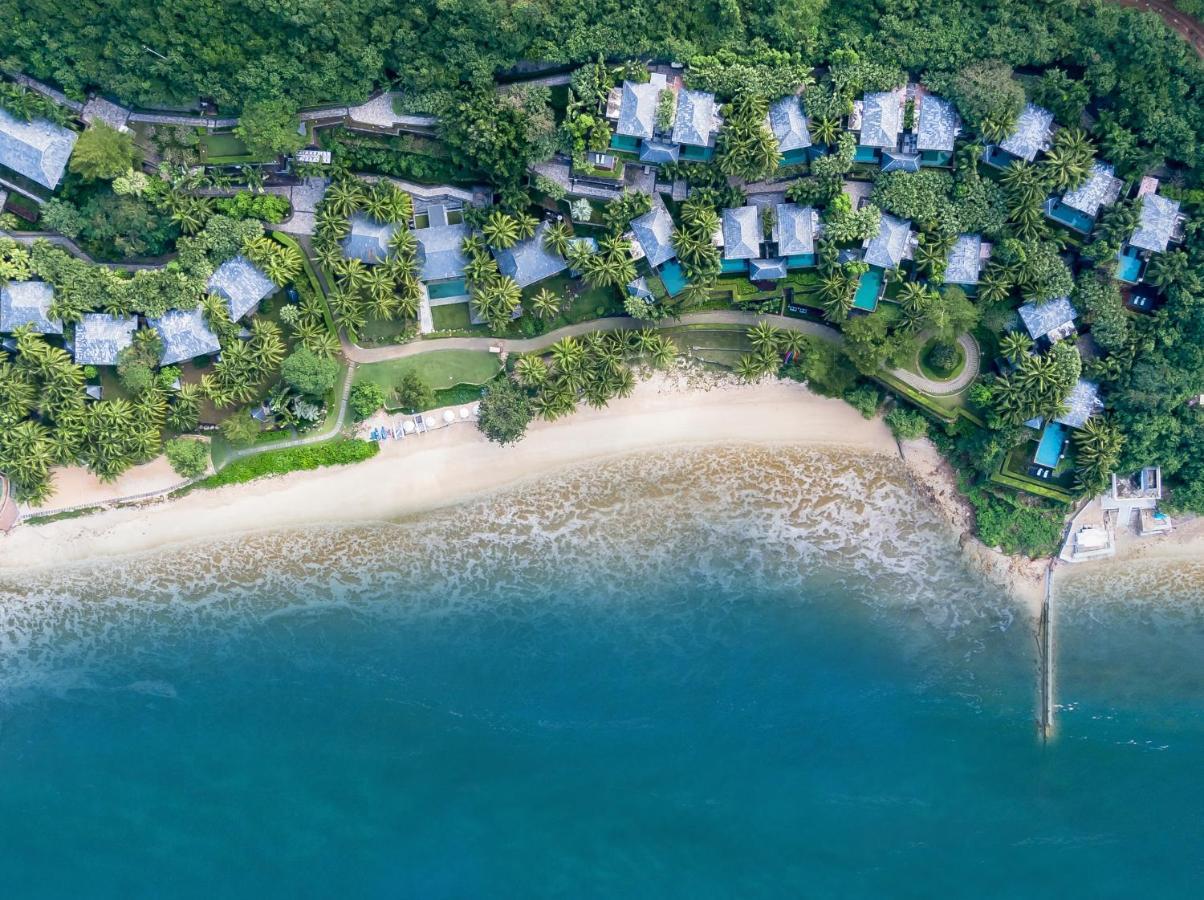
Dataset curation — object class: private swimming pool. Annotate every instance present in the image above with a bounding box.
[853,267,884,311]
[1116,249,1144,283]
[1034,422,1068,469]
[427,278,468,299]
[660,260,690,296]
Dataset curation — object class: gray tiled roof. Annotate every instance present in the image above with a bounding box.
[0,280,61,334]
[0,107,78,189]
[881,151,921,173]
[493,222,568,288]
[630,207,677,268]
[772,203,817,256]
[206,254,276,321]
[1060,163,1122,217]
[73,313,137,366]
[721,206,762,260]
[1130,193,1182,254]
[341,212,400,263]
[858,91,902,150]
[1018,296,1077,340]
[916,94,960,152]
[627,276,654,300]
[414,222,469,282]
[999,104,1054,162]
[944,234,984,285]
[150,308,221,365]
[639,139,680,164]
[749,258,788,280]
[672,88,718,148]
[766,96,811,153]
[616,79,660,140]
[863,213,913,269]
[1055,378,1103,429]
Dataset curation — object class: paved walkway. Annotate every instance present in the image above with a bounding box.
[225,362,358,462]
[888,332,980,396]
[0,231,171,269]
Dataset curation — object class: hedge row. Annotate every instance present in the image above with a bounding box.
[201,438,379,489]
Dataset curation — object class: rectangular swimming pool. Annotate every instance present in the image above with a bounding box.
[428,278,468,299]
[659,260,690,297]
[1116,249,1143,283]
[853,268,884,311]
[1034,422,1068,469]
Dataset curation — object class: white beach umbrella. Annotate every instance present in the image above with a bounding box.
[403,420,415,434]
[442,410,456,424]
[459,407,470,419]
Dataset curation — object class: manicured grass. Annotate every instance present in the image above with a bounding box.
[433,381,493,408]
[355,351,502,393]
[200,132,250,156]
[526,274,623,326]
[201,439,379,488]
[359,316,415,345]
[431,301,473,331]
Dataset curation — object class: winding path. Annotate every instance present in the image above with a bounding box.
[887,332,981,396]
[225,362,358,462]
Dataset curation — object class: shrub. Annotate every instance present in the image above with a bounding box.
[395,369,435,412]
[281,347,339,399]
[349,381,387,420]
[214,191,292,223]
[843,383,882,419]
[477,378,533,445]
[202,439,378,488]
[927,341,960,375]
[885,407,929,440]
[164,438,210,477]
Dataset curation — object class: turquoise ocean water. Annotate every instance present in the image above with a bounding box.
[0,446,1201,898]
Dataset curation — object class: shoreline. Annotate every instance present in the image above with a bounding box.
[0,376,905,574]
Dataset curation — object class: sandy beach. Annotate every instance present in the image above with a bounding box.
[0,376,902,572]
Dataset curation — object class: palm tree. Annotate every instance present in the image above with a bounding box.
[514,212,539,241]
[897,281,931,316]
[482,211,521,249]
[612,366,636,399]
[811,115,840,146]
[977,267,1012,304]
[334,257,369,291]
[999,331,1033,365]
[530,288,561,321]
[747,321,782,356]
[170,198,209,235]
[1146,250,1189,291]
[362,185,393,223]
[543,221,573,257]
[1074,416,1123,492]
[550,337,585,374]
[388,228,418,261]
[1045,127,1096,191]
[779,330,806,363]
[648,335,677,368]
[325,180,363,217]
[818,273,854,322]
[736,354,764,382]
[514,355,549,388]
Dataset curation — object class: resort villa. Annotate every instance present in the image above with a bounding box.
[849,87,959,171]
[771,203,820,269]
[493,222,567,289]
[1027,378,1104,479]
[341,212,399,264]
[985,103,1055,167]
[414,221,470,300]
[1044,162,1123,233]
[0,280,61,334]
[1118,177,1185,283]
[765,96,816,165]
[943,234,991,287]
[72,313,137,366]
[206,255,276,322]
[606,73,721,163]
[857,212,914,310]
[1018,296,1078,345]
[628,205,687,298]
[720,205,764,274]
[0,106,78,195]
[150,307,221,366]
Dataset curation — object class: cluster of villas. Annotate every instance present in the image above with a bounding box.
[0,254,279,389]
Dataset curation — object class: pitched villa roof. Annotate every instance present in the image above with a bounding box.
[73,313,137,366]
[0,107,78,189]
[672,88,719,147]
[916,94,960,152]
[1018,296,1078,341]
[1130,193,1182,253]
[863,213,913,269]
[615,76,663,140]
[0,280,61,334]
[341,212,400,263]
[721,206,762,260]
[206,255,276,322]
[415,222,469,282]
[944,234,986,285]
[1060,162,1123,218]
[1056,379,1104,429]
[639,139,680,164]
[766,96,811,153]
[857,91,902,150]
[772,203,817,256]
[150,308,221,365]
[493,222,567,288]
[999,104,1054,162]
[749,258,788,280]
[630,206,677,268]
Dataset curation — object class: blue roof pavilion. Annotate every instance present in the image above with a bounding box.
[0,108,78,189]
[493,223,567,288]
[73,313,137,366]
[150,308,221,365]
[721,206,762,260]
[341,212,400,264]
[863,213,913,269]
[206,255,276,322]
[0,280,61,334]
[414,222,469,282]
[630,207,677,268]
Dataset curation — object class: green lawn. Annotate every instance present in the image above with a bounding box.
[525,274,623,326]
[431,302,474,331]
[355,350,502,394]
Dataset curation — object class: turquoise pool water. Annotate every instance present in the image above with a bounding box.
[1046,201,1095,233]
[1034,421,1067,468]
[427,278,468,299]
[853,267,883,310]
[659,260,689,296]
[786,253,816,268]
[1116,249,1144,283]
[720,257,748,274]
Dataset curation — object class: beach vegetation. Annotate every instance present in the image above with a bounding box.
[885,406,929,440]
[349,382,387,421]
[200,439,378,489]
[477,378,533,445]
[164,437,210,477]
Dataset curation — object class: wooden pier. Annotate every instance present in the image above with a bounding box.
[1037,564,1055,742]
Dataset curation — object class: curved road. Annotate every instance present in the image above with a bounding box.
[888,332,981,396]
